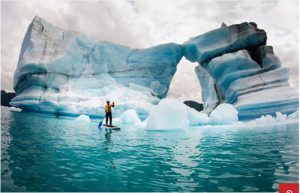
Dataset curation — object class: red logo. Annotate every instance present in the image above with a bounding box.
[279,183,299,193]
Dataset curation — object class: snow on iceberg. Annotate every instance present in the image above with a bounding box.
[11,16,183,117]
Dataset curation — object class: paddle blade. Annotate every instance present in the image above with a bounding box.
[98,120,103,128]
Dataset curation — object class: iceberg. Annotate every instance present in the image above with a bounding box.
[11,17,183,117]
[11,17,298,120]
[183,22,298,119]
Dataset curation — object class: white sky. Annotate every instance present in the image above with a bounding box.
[1,0,299,102]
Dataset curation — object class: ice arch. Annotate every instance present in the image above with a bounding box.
[11,17,298,119]
[167,58,201,103]
[183,22,298,119]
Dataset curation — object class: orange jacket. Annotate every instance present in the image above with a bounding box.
[105,103,115,113]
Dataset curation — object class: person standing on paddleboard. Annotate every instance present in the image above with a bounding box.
[105,101,115,126]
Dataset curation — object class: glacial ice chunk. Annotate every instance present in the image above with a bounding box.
[187,108,210,126]
[210,103,239,125]
[248,112,294,125]
[146,99,189,130]
[288,110,299,119]
[120,109,141,124]
[75,115,91,122]
[145,99,238,129]
[9,107,23,112]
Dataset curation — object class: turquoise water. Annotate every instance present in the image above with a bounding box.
[1,107,299,192]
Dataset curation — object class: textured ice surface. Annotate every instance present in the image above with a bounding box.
[183,22,298,118]
[183,22,266,63]
[11,17,182,117]
[235,86,299,119]
[206,50,261,103]
[205,47,298,119]
[194,65,219,113]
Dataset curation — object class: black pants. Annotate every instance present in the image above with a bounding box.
[105,112,112,126]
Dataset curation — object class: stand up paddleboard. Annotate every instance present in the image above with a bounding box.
[101,124,121,130]
[98,119,120,130]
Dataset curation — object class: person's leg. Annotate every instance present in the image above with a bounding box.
[109,112,112,126]
[105,113,108,125]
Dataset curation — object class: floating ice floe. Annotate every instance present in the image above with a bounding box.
[145,99,239,130]
[75,115,91,122]
[120,109,141,124]
[146,99,189,130]
[210,103,238,125]
[144,99,298,130]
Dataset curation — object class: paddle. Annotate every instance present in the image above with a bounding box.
[98,118,103,128]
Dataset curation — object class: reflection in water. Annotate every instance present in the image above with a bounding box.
[104,129,112,146]
[171,133,202,191]
[195,123,299,192]
[1,107,299,192]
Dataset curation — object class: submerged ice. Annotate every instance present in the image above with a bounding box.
[11,17,298,120]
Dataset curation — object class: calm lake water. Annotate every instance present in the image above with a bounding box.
[1,106,299,192]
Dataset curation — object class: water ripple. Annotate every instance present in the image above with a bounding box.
[1,107,299,192]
